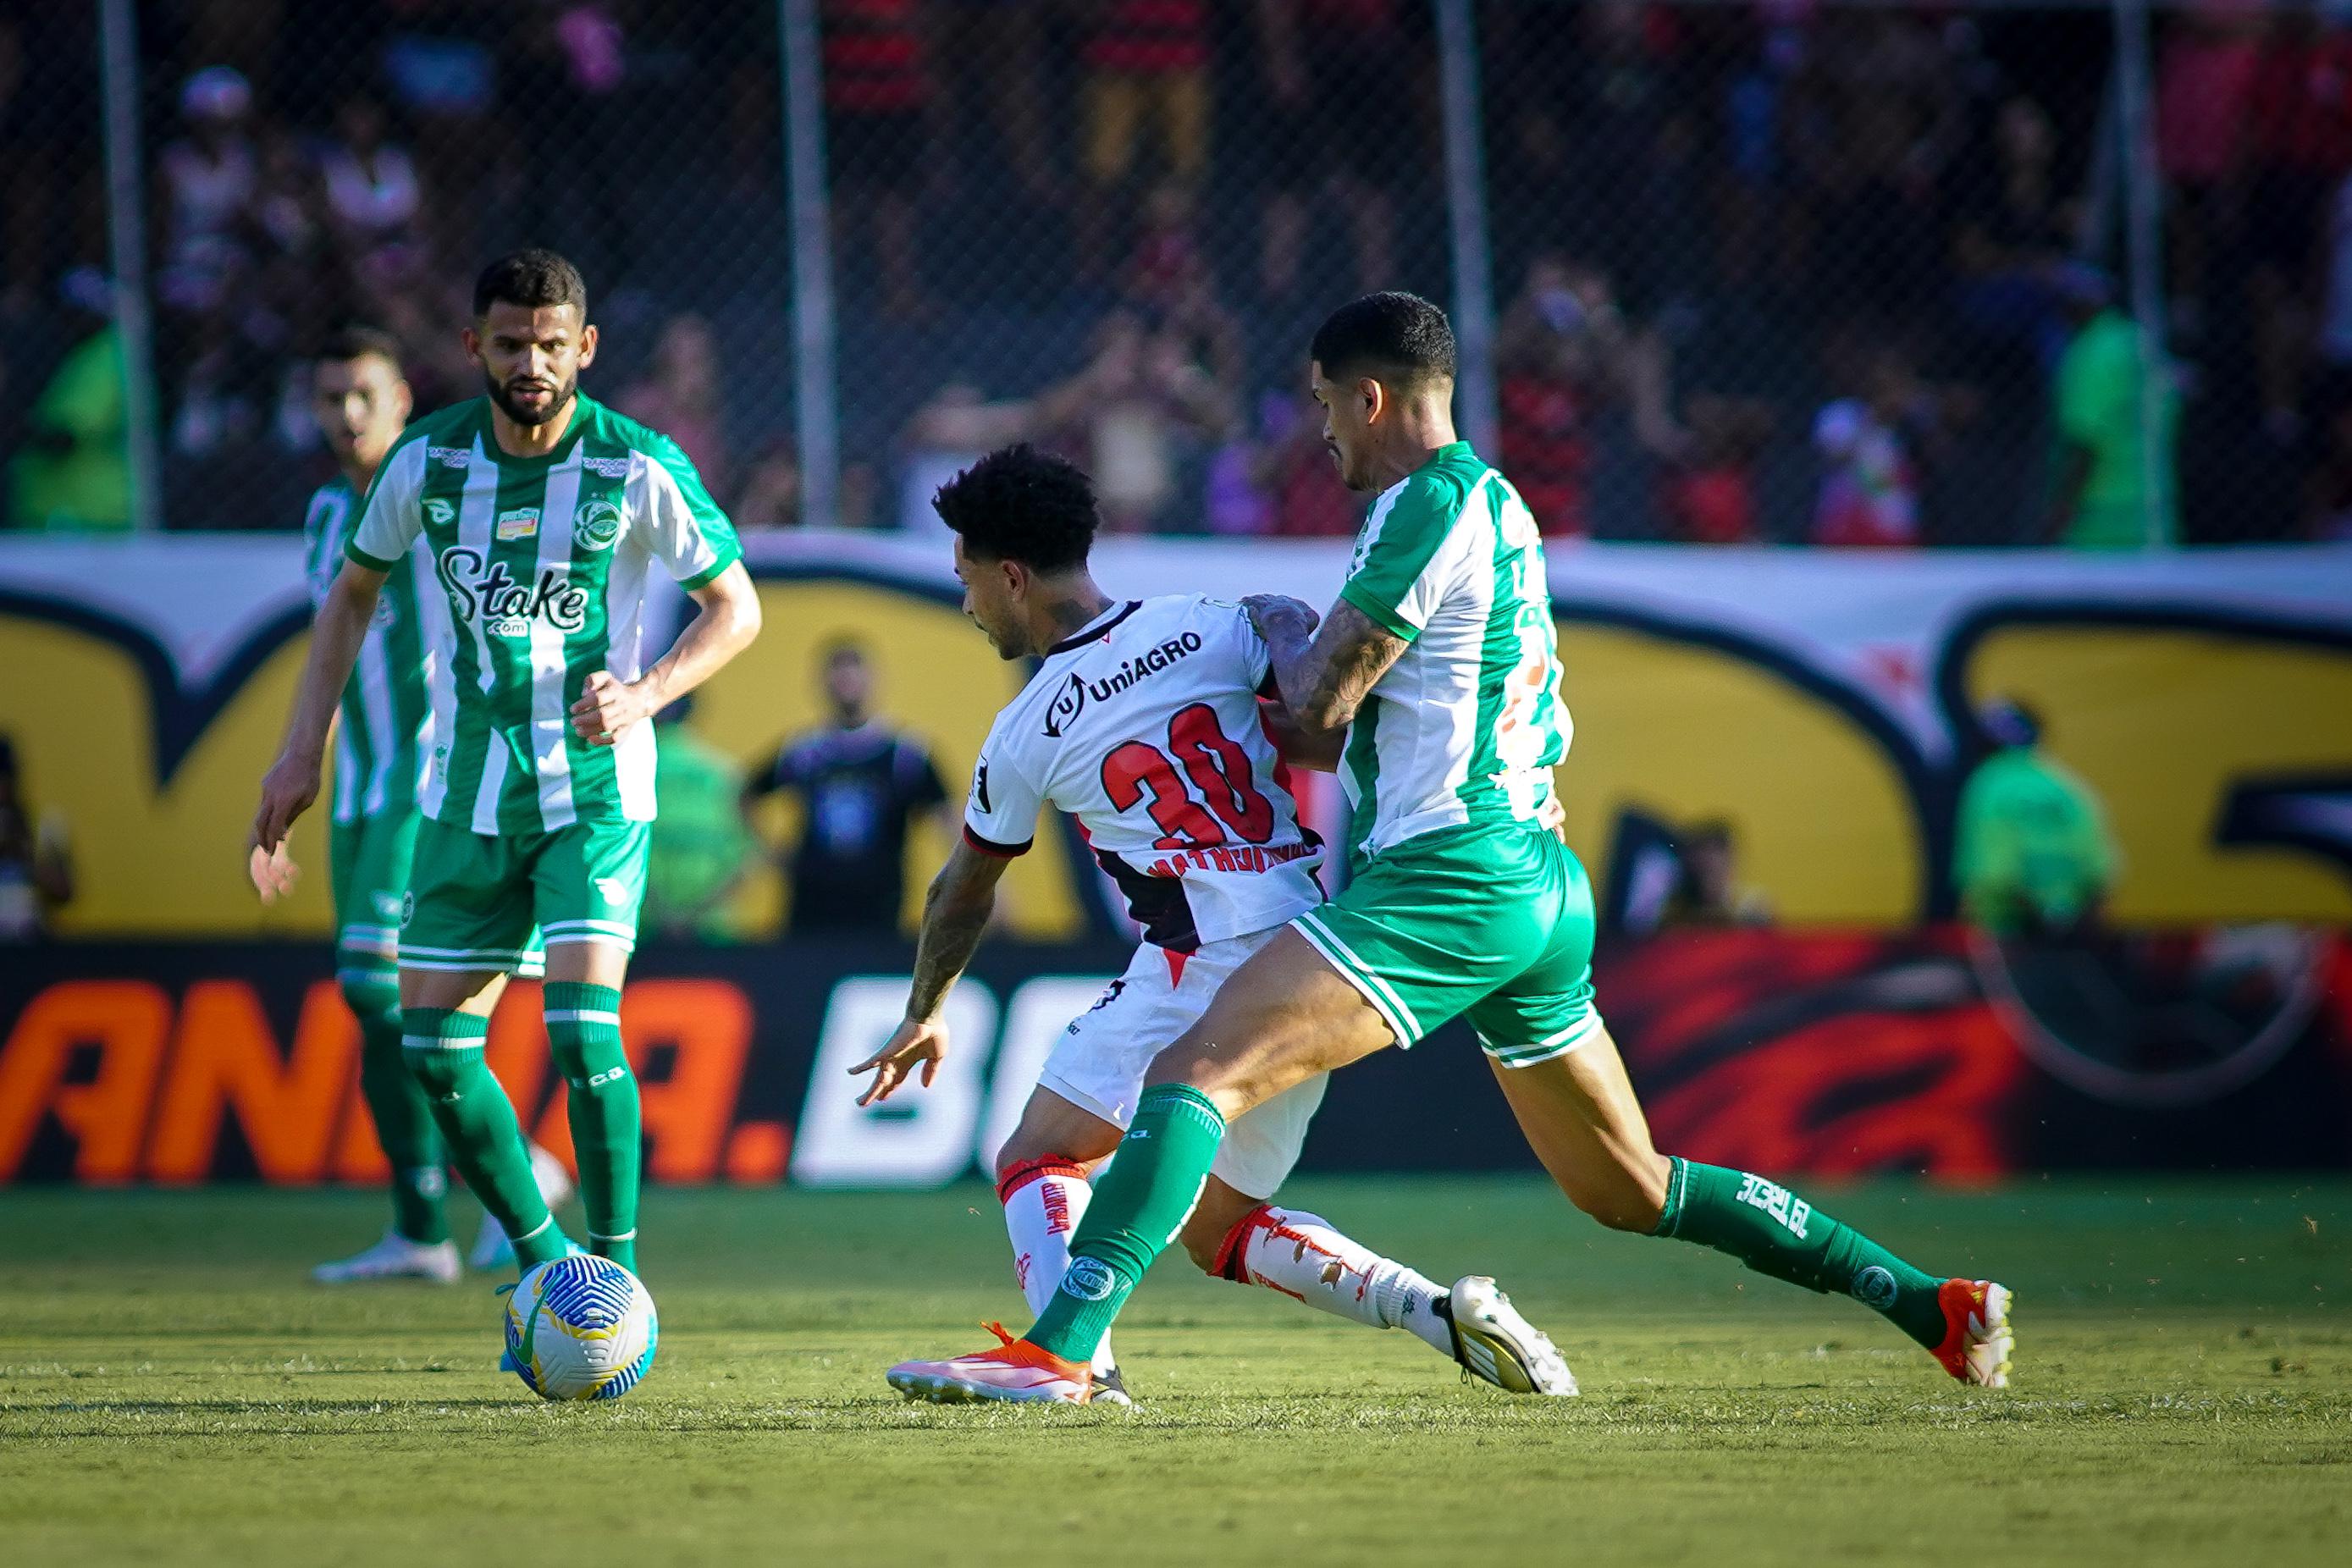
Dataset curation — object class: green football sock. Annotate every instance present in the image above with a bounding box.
[544,983,639,1273]
[1025,1084,1226,1365]
[1654,1157,1948,1348]
[401,1008,570,1269]
[343,969,448,1245]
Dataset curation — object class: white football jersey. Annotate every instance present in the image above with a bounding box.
[963,596,1325,950]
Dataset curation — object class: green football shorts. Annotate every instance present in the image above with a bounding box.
[329,810,422,979]
[398,815,649,974]
[1289,821,1604,1067]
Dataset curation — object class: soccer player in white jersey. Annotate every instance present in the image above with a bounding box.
[892,296,2012,1405]
[299,327,570,1285]
[854,444,1573,1405]
[251,251,762,1279]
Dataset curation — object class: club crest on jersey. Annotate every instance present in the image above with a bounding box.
[438,546,590,637]
[574,499,623,552]
[1041,672,1087,737]
[424,498,456,527]
[495,507,540,541]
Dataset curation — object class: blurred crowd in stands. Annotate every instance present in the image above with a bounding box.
[3,0,2349,544]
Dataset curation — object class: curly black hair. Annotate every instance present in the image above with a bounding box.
[931,444,1099,573]
[473,248,587,319]
[1310,290,1456,389]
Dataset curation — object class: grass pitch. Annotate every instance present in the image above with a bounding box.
[3,1176,2346,1566]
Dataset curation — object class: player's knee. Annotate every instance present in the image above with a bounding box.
[1177,1217,1228,1276]
[1567,1157,1670,1234]
[991,1134,1056,1187]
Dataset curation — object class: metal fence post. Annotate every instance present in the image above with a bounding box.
[1433,0,1499,458]
[96,0,161,532]
[779,0,842,530]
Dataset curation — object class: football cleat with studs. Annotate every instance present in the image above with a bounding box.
[1438,1276,1579,1395]
[1934,1278,2014,1389]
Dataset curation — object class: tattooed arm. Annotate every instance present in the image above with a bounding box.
[1244,594,1410,741]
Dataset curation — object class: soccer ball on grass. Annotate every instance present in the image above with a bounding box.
[501,1253,658,1400]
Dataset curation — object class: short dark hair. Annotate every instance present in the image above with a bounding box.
[1310,291,1456,389]
[473,248,588,319]
[931,444,1098,573]
[820,635,869,668]
[315,324,405,373]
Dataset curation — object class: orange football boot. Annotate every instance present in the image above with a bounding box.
[1933,1278,2014,1388]
[886,1322,1094,1405]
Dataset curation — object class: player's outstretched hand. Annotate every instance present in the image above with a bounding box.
[1240,594,1321,638]
[851,1017,949,1107]
[571,670,653,748]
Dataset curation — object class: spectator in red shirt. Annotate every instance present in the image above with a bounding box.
[1077,1,1211,280]
[1252,390,1362,537]
[1495,256,1659,538]
[1657,395,1772,545]
[823,0,934,317]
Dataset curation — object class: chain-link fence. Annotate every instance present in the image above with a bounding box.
[3,1,2348,545]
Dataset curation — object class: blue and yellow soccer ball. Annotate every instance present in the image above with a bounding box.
[501,1254,659,1401]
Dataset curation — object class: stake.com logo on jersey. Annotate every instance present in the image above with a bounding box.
[436,546,591,639]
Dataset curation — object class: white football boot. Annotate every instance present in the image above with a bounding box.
[313,1229,462,1285]
[468,1143,578,1272]
[1438,1276,1579,1395]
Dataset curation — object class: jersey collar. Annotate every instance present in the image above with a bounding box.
[1044,599,1140,658]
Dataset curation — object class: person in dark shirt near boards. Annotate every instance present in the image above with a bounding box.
[743,638,949,936]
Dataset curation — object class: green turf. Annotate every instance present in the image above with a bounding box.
[3,1177,2346,1565]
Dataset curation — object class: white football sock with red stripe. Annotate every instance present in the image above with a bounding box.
[1215,1205,1455,1355]
[998,1157,1118,1379]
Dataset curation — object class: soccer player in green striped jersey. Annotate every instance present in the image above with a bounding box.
[892,295,2014,1405]
[252,251,762,1279]
[298,327,571,1287]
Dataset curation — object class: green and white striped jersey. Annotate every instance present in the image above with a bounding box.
[1334,441,1570,865]
[344,395,742,834]
[301,472,434,824]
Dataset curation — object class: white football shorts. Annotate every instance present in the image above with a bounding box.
[1035,926,1327,1200]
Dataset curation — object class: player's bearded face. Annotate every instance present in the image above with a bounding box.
[471,304,595,428]
[488,362,576,427]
